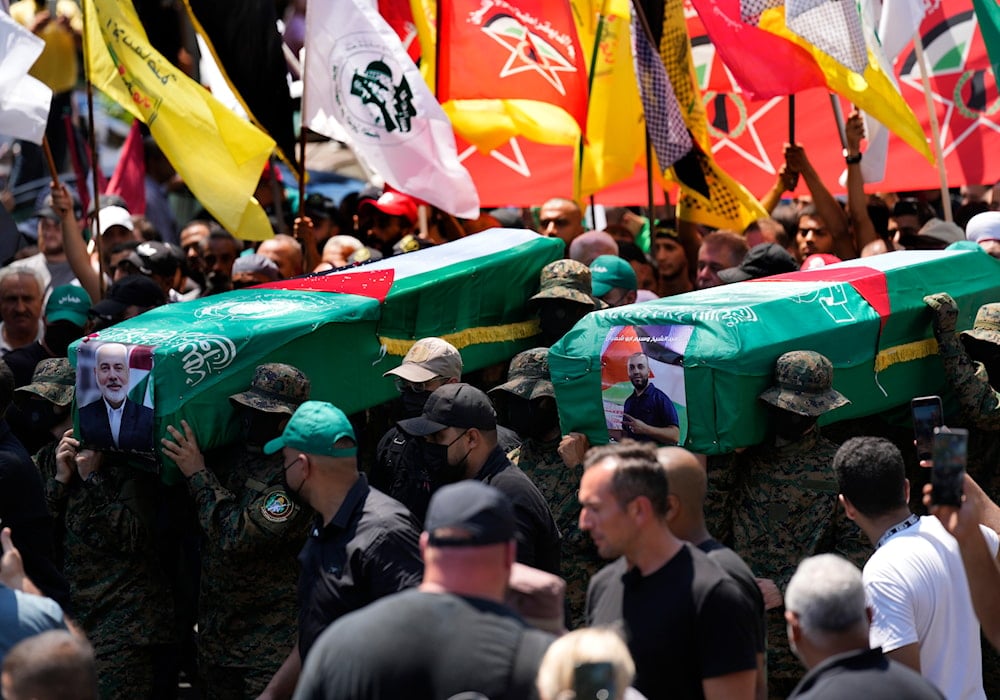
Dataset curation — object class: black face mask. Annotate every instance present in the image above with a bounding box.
[282,456,307,507]
[421,430,470,487]
[241,409,288,447]
[771,407,817,442]
[401,390,432,418]
[537,301,590,346]
[964,337,1000,385]
[503,396,559,441]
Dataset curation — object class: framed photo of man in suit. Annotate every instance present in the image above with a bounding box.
[76,341,155,453]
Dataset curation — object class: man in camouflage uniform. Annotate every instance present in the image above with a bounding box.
[925,292,1000,696]
[527,259,606,347]
[19,358,75,570]
[490,347,598,629]
[161,363,313,699]
[722,350,868,697]
[52,419,174,697]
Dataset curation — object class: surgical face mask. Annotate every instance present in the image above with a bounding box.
[282,455,307,507]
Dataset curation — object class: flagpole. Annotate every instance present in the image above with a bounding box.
[576,3,608,206]
[81,0,106,298]
[828,94,848,149]
[913,31,953,222]
[632,0,658,225]
[788,94,795,144]
[42,137,61,184]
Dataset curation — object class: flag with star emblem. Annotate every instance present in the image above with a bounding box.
[305,0,480,218]
[433,0,589,150]
[639,0,767,231]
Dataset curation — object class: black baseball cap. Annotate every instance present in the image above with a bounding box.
[126,241,180,277]
[89,275,166,321]
[425,481,516,547]
[397,382,497,436]
[718,243,799,283]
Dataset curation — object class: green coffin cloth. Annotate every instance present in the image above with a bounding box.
[71,229,563,482]
[550,248,1000,454]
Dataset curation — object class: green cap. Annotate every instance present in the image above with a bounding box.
[589,255,638,297]
[263,400,357,457]
[45,285,92,327]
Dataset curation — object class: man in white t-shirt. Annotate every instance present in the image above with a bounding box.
[834,436,1000,700]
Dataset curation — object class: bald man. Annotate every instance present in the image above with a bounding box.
[659,447,768,700]
[539,198,585,249]
[568,231,618,266]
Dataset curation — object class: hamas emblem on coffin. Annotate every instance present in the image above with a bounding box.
[331,32,422,144]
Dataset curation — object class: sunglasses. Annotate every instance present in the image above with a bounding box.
[394,376,442,393]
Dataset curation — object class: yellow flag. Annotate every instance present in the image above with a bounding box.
[571,0,646,200]
[84,0,275,240]
[657,0,767,231]
[410,0,580,151]
[759,7,933,164]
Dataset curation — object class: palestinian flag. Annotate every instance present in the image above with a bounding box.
[551,248,1000,453]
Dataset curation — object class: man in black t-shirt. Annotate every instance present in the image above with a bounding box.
[580,442,757,700]
[658,446,768,700]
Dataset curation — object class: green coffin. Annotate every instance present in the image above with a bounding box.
[550,248,1000,454]
[71,230,563,481]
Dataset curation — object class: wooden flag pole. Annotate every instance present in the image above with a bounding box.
[81,0,106,298]
[913,31,953,222]
[41,136,61,184]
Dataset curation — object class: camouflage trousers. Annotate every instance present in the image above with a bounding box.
[200,663,274,700]
[96,645,155,700]
[764,609,803,699]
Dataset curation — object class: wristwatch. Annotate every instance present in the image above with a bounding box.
[844,149,862,165]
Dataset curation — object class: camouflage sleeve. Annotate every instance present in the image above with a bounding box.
[934,328,1000,430]
[33,444,68,519]
[185,468,308,552]
[64,469,156,555]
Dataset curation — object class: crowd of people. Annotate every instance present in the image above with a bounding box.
[4,13,1000,691]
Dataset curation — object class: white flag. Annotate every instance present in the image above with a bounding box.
[303,0,480,219]
[844,0,926,184]
[0,11,52,144]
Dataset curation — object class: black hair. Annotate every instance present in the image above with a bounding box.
[833,436,906,517]
[584,441,669,517]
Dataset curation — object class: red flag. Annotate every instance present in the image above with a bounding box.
[379,0,421,62]
[689,0,825,99]
[105,120,146,216]
[437,0,589,134]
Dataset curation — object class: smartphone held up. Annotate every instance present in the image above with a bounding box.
[931,427,968,508]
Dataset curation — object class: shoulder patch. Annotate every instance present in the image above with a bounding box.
[260,489,295,523]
